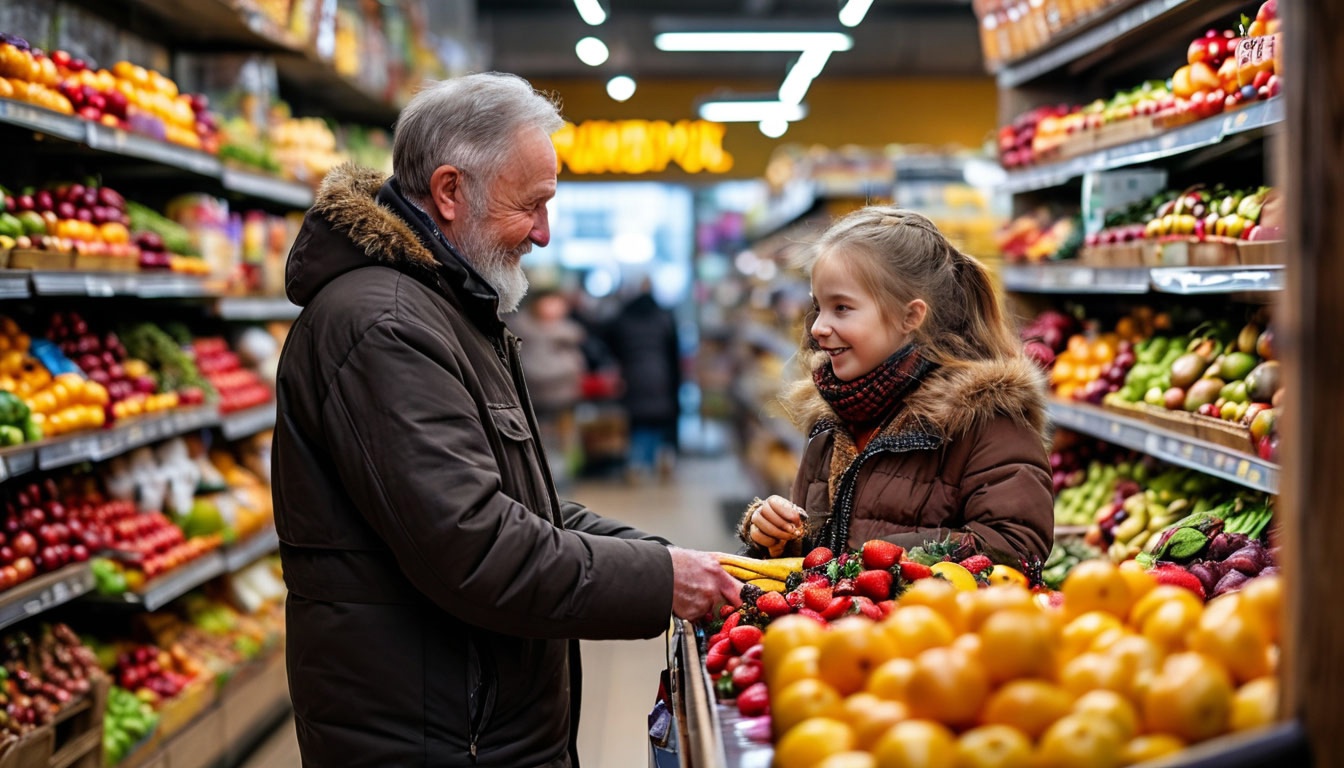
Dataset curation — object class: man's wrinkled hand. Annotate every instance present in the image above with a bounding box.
[668,547,742,620]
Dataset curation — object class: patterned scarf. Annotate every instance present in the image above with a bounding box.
[812,344,933,429]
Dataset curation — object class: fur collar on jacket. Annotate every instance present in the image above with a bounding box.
[309,163,440,274]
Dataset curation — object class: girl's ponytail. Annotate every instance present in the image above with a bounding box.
[952,250,1019,362]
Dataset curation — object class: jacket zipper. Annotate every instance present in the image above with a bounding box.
[466,633,495,763]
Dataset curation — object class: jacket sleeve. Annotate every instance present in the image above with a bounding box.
[951,418,1054,564]
[560,500,672,545]
[320,318,673,640]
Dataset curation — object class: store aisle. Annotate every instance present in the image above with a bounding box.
[242,449,757,768]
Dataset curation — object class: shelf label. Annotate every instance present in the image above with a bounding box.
[1236,35,1279,77]
[83,276,116,297]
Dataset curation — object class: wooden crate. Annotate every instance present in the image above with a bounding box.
[155,675,216,742]
[47,677,108,768]
[8,250,71,270]
[1189,238,1241,266]
[1238,239,1286,265]
[162,706,224,768]
[0,728,55,768]
[1105,400,1257,453]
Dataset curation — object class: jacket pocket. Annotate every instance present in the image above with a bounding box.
[465,632,497,763]
[487,404,554,521]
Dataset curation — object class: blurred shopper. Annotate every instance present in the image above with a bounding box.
[510,289,587,485]
[738,207,1053,565]
[273,72,741,767]
[604,283,683,482]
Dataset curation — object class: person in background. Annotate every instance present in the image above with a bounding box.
[738,207,1053,566]
[510,288,587,486]
[273,72,741,767]
[603,281,683,483]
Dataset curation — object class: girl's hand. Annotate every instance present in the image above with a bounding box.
[749,495,807,557]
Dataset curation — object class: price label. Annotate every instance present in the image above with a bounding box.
[1236,35,1279,73]
[1236,460,1250,479]
[1181,444,1194,459]
[1248,468,1263,484]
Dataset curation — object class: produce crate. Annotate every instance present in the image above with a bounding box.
[1104,400,1257,454]
[220,651,289,766]
[70,255,111,272]
[154,674,217,742]
[1080,242,1145,267]
[8,250,71,271]
[1237,240,1285,265]
[0,728,55,768]
[162,706,224,768]
[1189,238,1241,267]
[47,677,108,768]
[0,250,10,269]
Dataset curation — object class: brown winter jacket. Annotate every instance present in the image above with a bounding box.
[273,164,674,767]
[739,357,1054,565]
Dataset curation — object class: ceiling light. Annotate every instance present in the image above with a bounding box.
[699,100,806,123]
[575,37,609,66]
[606,76,637,102]
[654,31,852,52]
[759,118,788,138]
[839,0,875,27]
[778,48,831,105]
[574,0,606,25]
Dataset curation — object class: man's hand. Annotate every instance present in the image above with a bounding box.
[748,495,807,556]
[668,548,743,620]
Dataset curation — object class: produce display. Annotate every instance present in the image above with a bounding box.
[1,477,95,588]
[974,0,1124,69]
[996,212,1082,264]
[193,337,272,414]
[102,685,158,765]
[0,624,103,736]
[723,551,1282,768]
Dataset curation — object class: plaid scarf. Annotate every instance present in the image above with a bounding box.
[812,344,933,429]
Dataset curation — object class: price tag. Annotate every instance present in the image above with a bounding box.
[1236,35,1279,73]
[1144,434,1161,454]
[125,425,145,445]
[1181,444,1194,459]
[83,276,114,297]
[1248,468,1262,484]
[1236,460,1250,479]
[50,580,69,604]
[1108,421,1122,437]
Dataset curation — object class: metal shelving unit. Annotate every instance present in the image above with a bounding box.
[0,564,95,634]
[1001,264,1285,294]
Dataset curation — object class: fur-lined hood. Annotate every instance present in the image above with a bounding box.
[285,163,500,320]
[794,354,1050,445]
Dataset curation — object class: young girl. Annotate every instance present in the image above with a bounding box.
[740,207,1053,565]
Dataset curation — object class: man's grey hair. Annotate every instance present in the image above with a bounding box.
[392,72,563,206]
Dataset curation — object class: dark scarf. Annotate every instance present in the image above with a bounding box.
[812,344,933,430]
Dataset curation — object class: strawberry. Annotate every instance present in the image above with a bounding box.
[721,612,742,635]
[803,547,835,569]
[959,555,993,576]
[742,644,764,662]
[876,600,897,618]
[803,584,833,613]
[820,596,855,621]
[719,604,737,619]
[784,590,804,610]
[707,632,726,650]
[729,625,763,654]
[757,591,791,618]
[853,596,884,621]
[804,573,831,586]
[900,561,933,581]
[731,660,762,690]
[796,608,827,625]
[855,570,895,601]
[862,540,903,570]
[833,577,856,597]
[1151,565,1207,601]
[737,682,770,717]
[705,638,733,674]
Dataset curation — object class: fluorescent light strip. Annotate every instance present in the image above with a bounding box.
[654,31,852,52]
[574,0,606,26]
[778,48,832,105]
[700,100,807,123]
[839,0,875,27]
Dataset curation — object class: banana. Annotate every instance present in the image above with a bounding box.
[722,564,763,581]
[716,555,804,582]
[747,578,787,592]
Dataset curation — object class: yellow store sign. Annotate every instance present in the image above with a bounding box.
[552,119,734,175]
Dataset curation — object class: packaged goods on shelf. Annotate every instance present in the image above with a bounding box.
[974,0,1125,68]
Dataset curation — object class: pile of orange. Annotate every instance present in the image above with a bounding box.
[761,560,1280,768]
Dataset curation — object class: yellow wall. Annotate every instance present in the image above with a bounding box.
[528,76,999,181]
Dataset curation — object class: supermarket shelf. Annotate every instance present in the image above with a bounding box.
[1002,98,1283,194]
[0,563,94,634]
[222,527,279,572]
[0,98,87,143]
[1001,264,1285,294]
[219,402,276,441]
[33,406,217,473]
[83,121,220,178]
[1048,400,1278,494]
[0,272,29,300]
[101,552,227,612]
[214,295,302,321]
[29,271,212,299]
[221,168,314,208]
[995,0,1196,87]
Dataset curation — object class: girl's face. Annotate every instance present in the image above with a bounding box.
[810,253,911,381]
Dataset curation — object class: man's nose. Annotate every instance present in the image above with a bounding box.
[530,208,550,248]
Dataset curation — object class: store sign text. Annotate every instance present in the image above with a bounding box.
[552,120,734,175]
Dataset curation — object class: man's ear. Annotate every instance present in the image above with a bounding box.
[428,165,464,223]
[903,299,929,334]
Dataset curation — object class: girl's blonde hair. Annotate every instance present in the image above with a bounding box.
[783,207,1021,419]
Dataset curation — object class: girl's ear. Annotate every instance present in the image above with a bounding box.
[902,299,929,334]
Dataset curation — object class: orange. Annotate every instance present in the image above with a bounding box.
[1140,597,1203,651]
[1062,560,1133,619]
[905,647,990,729]
[958,586,1035,632]
[1098,633,1163,684]
[763,615,828,686]
[1142,652,1234,743]
[951,632,984,664]
[979,680,1073,740]
[1117,559,1156,606]
[882,605,956,658]
[898,578,966,632]
[871,719,957,768]
[816,753,877,768]
[1071,690,1140,741]
[774,717,855,768]
[866,657,917,702]
[1237,575,1284,644]
[1060,611,1124,660]
[953,725,1032,768]
[772,678,843,738]
[1229,677,1278,732]
[1118,734,1186,765]
[819,617,897,695]
[1034,713,1125,768]
[1189,602,1272,684]
[1129,585,1203,629]
[773,645,822,691]
[841,693,910,750]
[986,565,1028,588]
[1058,652,1130,698]
[977,608,1057,683]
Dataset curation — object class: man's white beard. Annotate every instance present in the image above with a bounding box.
[452,220,530,314]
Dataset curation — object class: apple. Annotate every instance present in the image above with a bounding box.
[1257,0,1277,21]
[12,531,36,558]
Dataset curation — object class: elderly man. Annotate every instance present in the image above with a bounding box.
[272,72,741,767]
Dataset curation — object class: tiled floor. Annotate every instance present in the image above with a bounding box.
[241,445,756,768]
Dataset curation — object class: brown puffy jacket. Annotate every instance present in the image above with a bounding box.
[740,357,1054,564]
[274,164,674,767]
